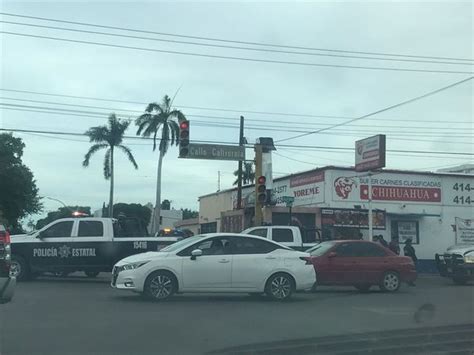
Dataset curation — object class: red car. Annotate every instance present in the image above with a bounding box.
[307,240,416,292]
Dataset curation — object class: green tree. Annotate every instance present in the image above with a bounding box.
[181,208,198,220]
[113,203,152,227]
[233,162,255,186]
[0,134,42,228]
[83,114,138,217]
[36,206,91,229]
[135,95,186,233]
[161,199,171,210]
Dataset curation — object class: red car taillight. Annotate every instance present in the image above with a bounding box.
[300,257,312,265]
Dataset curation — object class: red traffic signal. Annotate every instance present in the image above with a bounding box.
[256,175,267,203]
[179,120,190,157]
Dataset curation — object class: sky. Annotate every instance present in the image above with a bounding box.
[1,0,473,221]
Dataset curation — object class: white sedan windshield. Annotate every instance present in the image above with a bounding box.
[160,236,203,253]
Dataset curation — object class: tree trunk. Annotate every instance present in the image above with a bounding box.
[152,149,164,234]
[108,147,114,218]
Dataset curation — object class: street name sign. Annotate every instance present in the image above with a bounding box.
[183,143,245,161]
[281,195,295,207]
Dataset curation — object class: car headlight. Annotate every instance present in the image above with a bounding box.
[121,261,150,271]
[464,254,474,263]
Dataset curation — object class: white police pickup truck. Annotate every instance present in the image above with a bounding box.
[241,226,320,250]
[10,217,180,281]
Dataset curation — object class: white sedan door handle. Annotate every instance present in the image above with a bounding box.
[218,259,230,263]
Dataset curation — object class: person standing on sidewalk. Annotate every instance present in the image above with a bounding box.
[375,234,389,248]
[389,238,400,255]
[404,238,417,286]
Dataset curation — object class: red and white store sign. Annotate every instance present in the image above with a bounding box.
[290,171,324,188]
[360,185,441,202]
[274,171,325,206]
[332,171,442,204]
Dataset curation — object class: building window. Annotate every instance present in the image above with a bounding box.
[200,222,217,234]
[391,220,419,244]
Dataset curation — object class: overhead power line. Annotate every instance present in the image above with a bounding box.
[2,88,473,125]
[1,127,473,157]
[1,12,473,63]
[2,31,473,75]
[1,20,472,67]
[3,104,473,142]
[1,97,472,131]
[276,76,474,142]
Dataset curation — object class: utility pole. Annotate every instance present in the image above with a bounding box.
[237,116,244,209]
[368,171,373,241]
[254,144,263,225]
[254,138,276,226]
[217,170,221,192]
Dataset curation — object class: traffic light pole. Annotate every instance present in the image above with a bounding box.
[237,116,244,209]
[254,144,263,226]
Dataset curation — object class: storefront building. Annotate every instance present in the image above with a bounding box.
[198,166,473,271]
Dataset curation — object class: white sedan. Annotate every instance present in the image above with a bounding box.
[111,233,315,301]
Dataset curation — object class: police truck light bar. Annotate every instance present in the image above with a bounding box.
[179,120,190,158]
[257,175,267,204]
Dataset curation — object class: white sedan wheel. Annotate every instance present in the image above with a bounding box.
[266,273,294,301]
[145,272,176,300]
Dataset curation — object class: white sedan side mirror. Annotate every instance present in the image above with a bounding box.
[191,249,203,260]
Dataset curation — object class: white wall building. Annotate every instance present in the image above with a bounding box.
[199,166,474,271]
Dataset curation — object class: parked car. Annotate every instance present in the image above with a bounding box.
[111,233,315,301]
[435,244,474,285]
[241,225,320,250]
[307,240,416,292]
[0,224,15,303]
[10,217,181,281]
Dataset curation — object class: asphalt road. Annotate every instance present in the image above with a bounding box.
[0,274,473,355]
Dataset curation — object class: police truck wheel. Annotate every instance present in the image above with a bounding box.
[85,271,100,278]
[143,271,177,301]
[10,255,30,281]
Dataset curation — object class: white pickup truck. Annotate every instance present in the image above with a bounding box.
[241,226,320,250]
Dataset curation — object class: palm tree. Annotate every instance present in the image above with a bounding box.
[83,114,138,217]
[233,162,255,186]
[135,95,186,233]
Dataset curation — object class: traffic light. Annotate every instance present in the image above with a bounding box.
[179,120,190,158]
[256,175,267,204]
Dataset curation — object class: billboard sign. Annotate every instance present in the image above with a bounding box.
[332,171,442,205]
[355,134,386,172]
